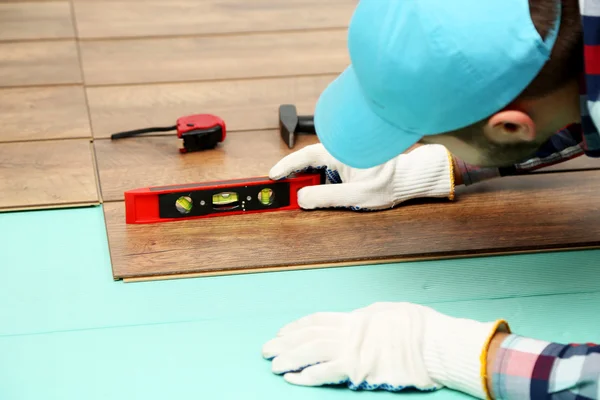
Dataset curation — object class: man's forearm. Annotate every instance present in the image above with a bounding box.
[452,156,501,186]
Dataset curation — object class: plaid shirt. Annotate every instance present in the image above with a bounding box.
[491,335,600,399]
[457,2,600,398]
[457,0,600,186]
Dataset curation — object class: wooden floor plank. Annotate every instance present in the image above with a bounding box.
[0,139,99,210]
[0,41,81,87]
[86,75,335,138]
[80,30,348,85]
[0,86,91,142]
[0,2,74,41]
[72,0,357,39]
[94,130,319,201]
[103,169,600,280]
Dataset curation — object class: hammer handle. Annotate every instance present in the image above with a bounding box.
[297,115,316,134]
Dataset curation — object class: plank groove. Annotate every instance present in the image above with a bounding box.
[0,2,75,41]
[80,30,348,85]
[0,139,99,210]
[104,168,600,280]
[72,0,357,39]
[86,75,335,138]
[0,86,91,142]
[0,41,82,87]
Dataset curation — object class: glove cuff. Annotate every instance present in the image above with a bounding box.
[423,311,510,399]
[391,145,455,204]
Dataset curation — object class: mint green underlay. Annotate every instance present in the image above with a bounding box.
[0,206,598,400]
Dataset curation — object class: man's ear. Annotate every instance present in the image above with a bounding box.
[485,110,536,144]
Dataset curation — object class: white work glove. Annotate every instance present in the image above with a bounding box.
[262,302,509,398]
[269,144,455,210]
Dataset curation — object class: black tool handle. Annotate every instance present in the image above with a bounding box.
[110,125,176,139]
[297,115,316,134]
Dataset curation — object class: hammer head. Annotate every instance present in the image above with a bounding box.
[279,104,299,149]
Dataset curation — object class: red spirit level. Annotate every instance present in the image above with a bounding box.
[124,172,325,224]
[110,114,226,154]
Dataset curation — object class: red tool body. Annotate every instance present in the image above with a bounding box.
[176,114,226,153]
[124,172,324,224]
[110,113,226,154]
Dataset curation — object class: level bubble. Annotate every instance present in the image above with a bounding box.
[175,196,193,214]
[258,188,274,205]
[213,192,239,206]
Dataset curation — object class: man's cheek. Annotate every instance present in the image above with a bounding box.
[422,136,486,165]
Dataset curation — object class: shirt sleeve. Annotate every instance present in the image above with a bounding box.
[454,124,586,186]
[491,334,600,400]
[580,0,600,157]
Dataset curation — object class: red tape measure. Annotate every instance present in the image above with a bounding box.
[110,113,226,154]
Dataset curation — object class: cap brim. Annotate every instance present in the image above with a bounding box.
[314,66,422,169]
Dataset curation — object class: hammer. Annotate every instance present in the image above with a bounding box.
[279,104,316,148]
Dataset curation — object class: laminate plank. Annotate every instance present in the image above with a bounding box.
[0,2,74,41]
[80,30,348,85]
[94,130,319,201]
[0,86,91,142]
[0,41,81,87]
[103,169,600,280]
[86,75,335,138]
[72,0,357,39]
[0,139,99,210]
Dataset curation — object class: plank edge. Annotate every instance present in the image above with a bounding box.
[120,245,600,283]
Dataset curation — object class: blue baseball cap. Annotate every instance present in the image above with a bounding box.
[314,0,561,169]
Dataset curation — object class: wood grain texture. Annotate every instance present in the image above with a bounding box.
[94,130,319,201]
[80,30,348,85]
[0,86,91,142]
[72,0,357,39]
[0,41,81,87]
[86,75,335,138]
[0,139,99,210]
[0,2,74,41]
[104,170,600,280]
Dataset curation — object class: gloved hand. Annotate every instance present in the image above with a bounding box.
[269,144,455,211]
[262,302,509,398]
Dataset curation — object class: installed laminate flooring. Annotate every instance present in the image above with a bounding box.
[86,75,335,138]
[72,0,358,39]
[0,86,91,142]
[0,139,99,211]
[80,30,349,85]
[3,0,600,280]
[0,2,75,41]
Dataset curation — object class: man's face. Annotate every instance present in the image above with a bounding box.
[419,80,582,168]
[419,129,551,168]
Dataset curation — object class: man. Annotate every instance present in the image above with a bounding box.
[262,0,600,398]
